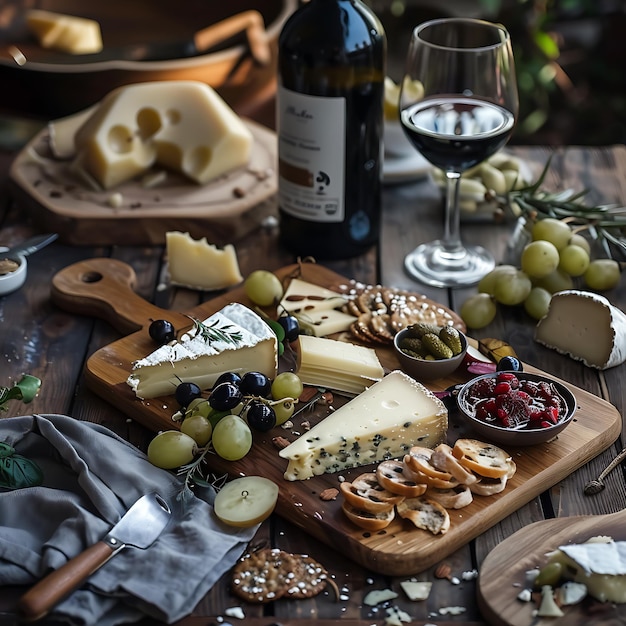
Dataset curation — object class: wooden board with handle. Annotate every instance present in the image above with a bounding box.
[478,509,626,625]
[50,259,623,576]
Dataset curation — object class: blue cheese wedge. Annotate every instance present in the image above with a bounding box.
[127,303,277,399]
[296,334,384,395]
[279,370,448,481]
[535,290,626,369]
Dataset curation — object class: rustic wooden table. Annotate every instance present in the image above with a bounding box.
[1,142,625,626]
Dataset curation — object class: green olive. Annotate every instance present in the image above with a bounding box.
[534,561,564,588]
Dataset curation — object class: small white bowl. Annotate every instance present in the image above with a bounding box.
[0,247,27,295]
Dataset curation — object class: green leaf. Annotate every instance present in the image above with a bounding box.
[15,375,41,403]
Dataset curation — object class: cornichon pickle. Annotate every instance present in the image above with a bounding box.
[405,322,441,339]
[439,326,463,355]
[533,562,564,588]
[399,337,428,357]
[422,333,454,359]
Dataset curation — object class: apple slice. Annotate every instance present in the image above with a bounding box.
[214,476,279,527]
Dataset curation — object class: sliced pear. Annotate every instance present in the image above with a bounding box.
[214,476,279,527]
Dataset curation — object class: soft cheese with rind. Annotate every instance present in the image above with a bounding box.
[166,231,243,291]
[535,289,626,369]
[127,303,277,399]
[279,370,448,481]
[73,81,253,188]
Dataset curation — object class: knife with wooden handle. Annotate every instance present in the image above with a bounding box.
[18,493,171,622]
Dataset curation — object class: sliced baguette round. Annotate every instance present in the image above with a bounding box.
[376,460,428,497]
[341,501,395,531]
[452,439,515,479]
[402,459,460,489]
[469,475,508,496]
[404,446,454,481]
[396,496,450,535]
[426,484,473,509]
[430,443,478,485]
[340,473,404,513]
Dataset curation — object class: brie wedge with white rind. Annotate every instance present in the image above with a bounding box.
[535,290,626,369]
[548,539,626,603]
[127,303,277,399]
[279,370,448,481]
[296,334,384,395]
[166,231,243,291]
[73,81,253,188]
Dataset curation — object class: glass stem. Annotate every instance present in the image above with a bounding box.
[443,171,464,258]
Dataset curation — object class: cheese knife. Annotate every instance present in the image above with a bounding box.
[18,492,171,622]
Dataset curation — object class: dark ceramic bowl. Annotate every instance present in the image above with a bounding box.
[456,371,577,447]
[393,327,468,382]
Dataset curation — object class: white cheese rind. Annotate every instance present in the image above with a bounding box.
[127,303,277,399]
[296,334,384,394]
[535,289,626,369]
[73,81,253,188]
[279,370,448,481]
[165,231,243,291]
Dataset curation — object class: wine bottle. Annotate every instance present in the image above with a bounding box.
[276,0,386,260]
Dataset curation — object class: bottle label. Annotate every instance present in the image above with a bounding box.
[277,86,345,223]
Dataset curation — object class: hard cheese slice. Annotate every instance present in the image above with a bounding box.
[296,334,384,395]
[279,370,448,481]
[73,81,253,188]
[278,278,347,315]
[296,308,357,337]
[127,303,277,399]
[535,289,626,369]
[166,231,243,291]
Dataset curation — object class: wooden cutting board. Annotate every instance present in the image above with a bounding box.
[478,509,626,625]
[9,113,277,246]
[50,259,623,576]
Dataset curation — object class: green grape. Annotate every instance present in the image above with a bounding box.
[186,398,211,418]
[524,287,552,320]
[493,270,532,306]
[180,413,213,446]
[532,268,574,294]
[211,414,253,461]
[147,431,197,469]
[568,232,591,255]
[244,270,283,307]
[558,244,590,277]
[584,259,621,291]
[460,293,497,329]
[271,372,304,401]
[520,240,560,278]
[477,264,517,295]
[273,398,296,426]
[531,217,572,250]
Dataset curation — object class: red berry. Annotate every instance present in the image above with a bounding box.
[494,382,511,395]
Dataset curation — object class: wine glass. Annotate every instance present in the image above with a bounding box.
[399,18,518,287]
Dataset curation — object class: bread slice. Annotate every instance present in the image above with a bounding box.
[396,496,450,535]
[426,484,473,509]
[404,446,454,482]
[430,443,478,485]
[341,501,395,531]
[340,473,405,513]
[452,439,515,479]
[376,460,428,497]
[469,475,508,496]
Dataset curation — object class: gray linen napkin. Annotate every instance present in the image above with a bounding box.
[0,414,258,625]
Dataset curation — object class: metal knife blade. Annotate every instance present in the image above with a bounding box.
[18,493,171,622]
[5,233,58,258]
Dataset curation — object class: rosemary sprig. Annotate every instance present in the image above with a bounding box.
[190,317,243,346]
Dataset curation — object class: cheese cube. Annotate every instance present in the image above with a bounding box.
[166,231,243,291]
[296,334,384,395]
[73,81,253,188]
[279,370,448,480]
[127,303,277,399]
[26,10,103,55]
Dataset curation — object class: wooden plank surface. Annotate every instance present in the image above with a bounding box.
[50,259,622,577]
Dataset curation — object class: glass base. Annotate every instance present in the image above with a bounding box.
[404,241,495,288]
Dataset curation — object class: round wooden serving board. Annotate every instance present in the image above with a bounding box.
[9,113,278,246]
[50,259,622,576]
[478,509,626,625]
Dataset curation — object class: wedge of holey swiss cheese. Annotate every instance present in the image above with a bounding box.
[535,290,626,369]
